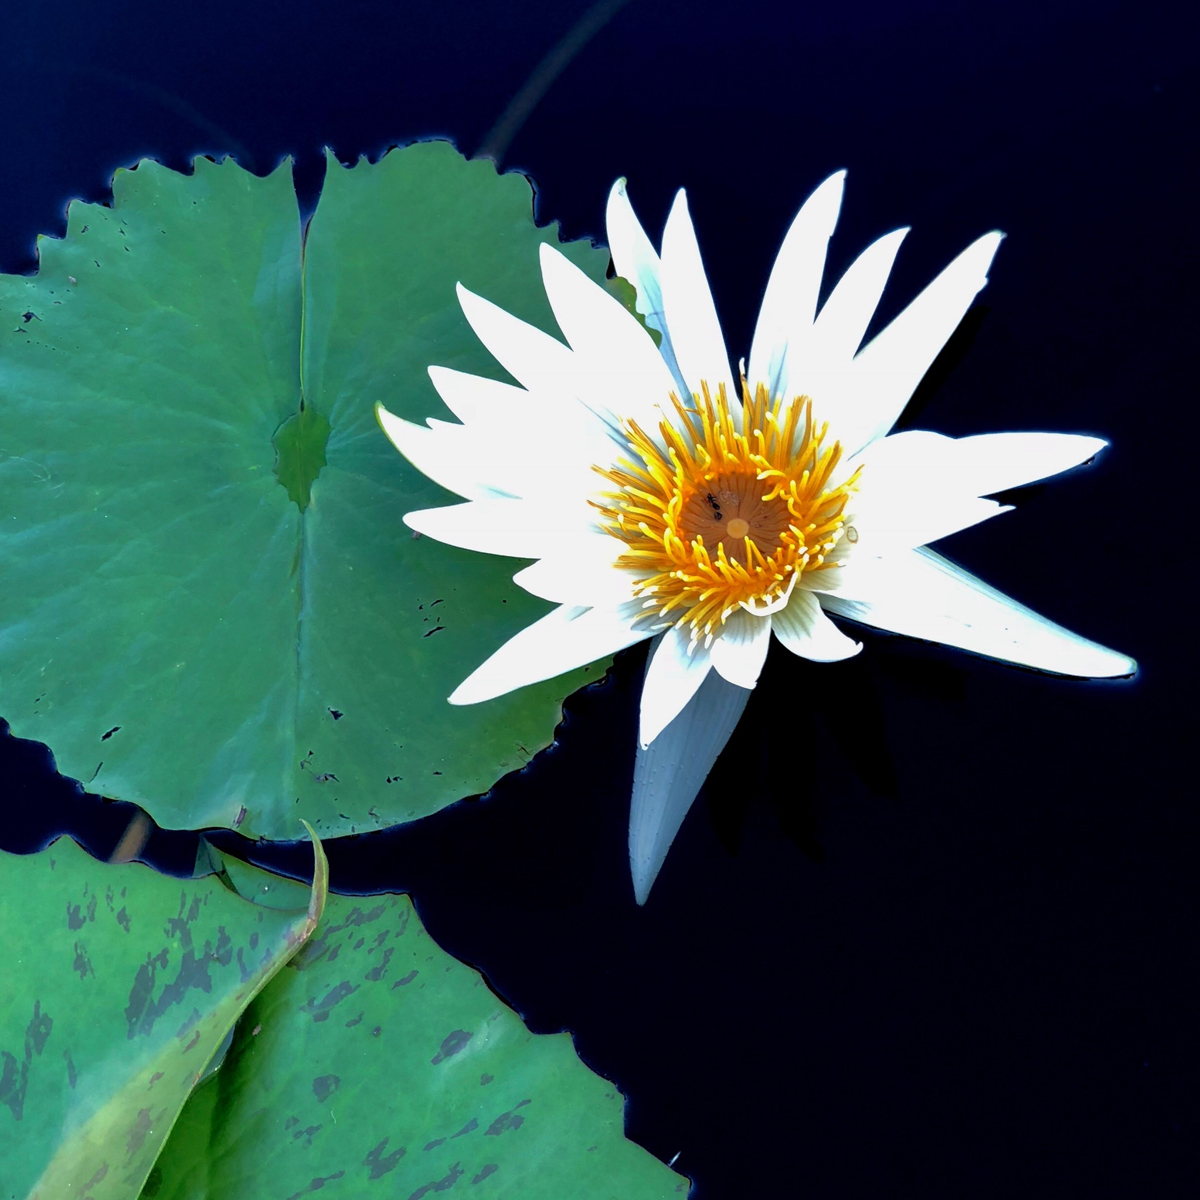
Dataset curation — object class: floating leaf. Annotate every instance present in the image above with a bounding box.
[141,850,687,1200]
[273,404,332,512]
[0,836,326,1198]
[0,144,613,838]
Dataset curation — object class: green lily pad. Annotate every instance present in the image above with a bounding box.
[0,143,613,839]
[141,848,687,1200]
[0,835,326,1199]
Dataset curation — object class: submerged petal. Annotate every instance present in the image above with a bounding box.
[748,170,846,402]
[660,190,736,401]
[817,547,1136,677]
[450,602,654,705]
[630,667,751,904]
[639,626,714,749]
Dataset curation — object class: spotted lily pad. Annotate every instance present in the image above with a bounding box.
[0,836,325,1199]
[0,143,612,839]
[140,850,688,1200]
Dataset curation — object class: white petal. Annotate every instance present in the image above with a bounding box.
[816,547,1136,677]
[511,535,633,606]
[748,170,845,401]
[377,404,514,502]
[709,609,772,688]
[426,365,531,427]
[605,178,688,395]
[841,427,1110,553]
[450,602,653,705]
[852,429,1108,499]
[429,362,619,465]
[410,415,608,507]
[403,498,596,559]
[947,431,1108,495]
[660,190,736,402]
[804,227,908,373]
[629,668,751,904]
[639,626,714,749]
[830,231,1004,455]
[935,431,1106,496]
[538,244,679,429]
[773,590,862,661]
[848,488,1012,554]
[455,283,578,396]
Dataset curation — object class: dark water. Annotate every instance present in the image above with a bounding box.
[2,1,1198,1195]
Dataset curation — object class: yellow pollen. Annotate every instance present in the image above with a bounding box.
[592,379,860,641]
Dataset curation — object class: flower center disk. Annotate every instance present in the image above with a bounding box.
[678,471,792,566]
[595,381,859,641]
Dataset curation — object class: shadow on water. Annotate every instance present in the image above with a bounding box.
[0,628,903,895]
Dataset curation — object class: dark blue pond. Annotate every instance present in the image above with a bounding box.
[1,1,1197,1195]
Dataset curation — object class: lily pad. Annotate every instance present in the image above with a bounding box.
[141,849,687,1200]
[0,143,613,839]
[0,836,325,1199]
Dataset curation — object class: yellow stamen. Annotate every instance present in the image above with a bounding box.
[593,380,860,640]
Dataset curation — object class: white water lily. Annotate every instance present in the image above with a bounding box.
[378,171,1135,904]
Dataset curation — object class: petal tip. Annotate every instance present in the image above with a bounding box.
[668,187,690,219]
[1103,652,1138,679]
[820,168,848,196]
[1068,648,1138,680]
[446,679,481,706]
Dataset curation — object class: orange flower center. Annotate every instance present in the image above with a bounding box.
[594,380,860,642]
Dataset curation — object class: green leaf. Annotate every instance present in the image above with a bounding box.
[273,404,332,512]
[0,145,615,838]
[0,836,326,1198]
[141,851,687,1200]
[609,273,662,346]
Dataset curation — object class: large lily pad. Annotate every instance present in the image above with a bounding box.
[0,836,325,1199]
[142,851,688,1200]
[0,144,612,839]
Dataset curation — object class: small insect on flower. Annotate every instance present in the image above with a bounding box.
[378,171,1135,904]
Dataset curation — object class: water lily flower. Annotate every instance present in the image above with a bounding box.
[378,172,1135,904]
